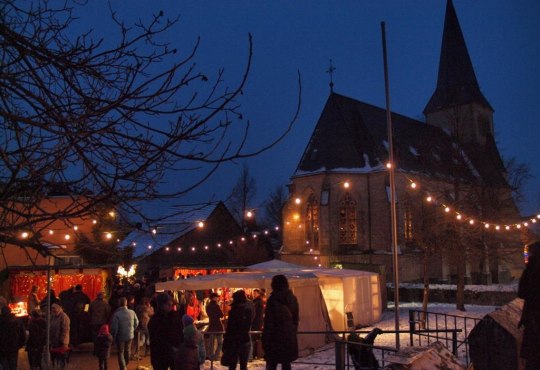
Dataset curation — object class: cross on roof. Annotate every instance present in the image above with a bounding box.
[326,59,336,93]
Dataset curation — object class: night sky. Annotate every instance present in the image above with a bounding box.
[77,1,540,218]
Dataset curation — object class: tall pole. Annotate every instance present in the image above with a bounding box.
[44,255,52,367]
[381,21,400,349]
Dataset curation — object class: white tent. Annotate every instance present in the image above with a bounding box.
[156,270,332,356]
[246,260,382,331]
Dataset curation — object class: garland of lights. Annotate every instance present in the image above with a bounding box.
[405,177,540,232]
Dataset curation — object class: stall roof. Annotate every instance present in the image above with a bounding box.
[156,270,319,291]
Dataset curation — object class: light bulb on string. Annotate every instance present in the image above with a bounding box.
[426,196,432,203]
[484,224,490,229]
[456,214,462,220]
[505,226,510,230]
[21,232,29,239]
[343,181,350,189]
[469,220,475,225]
[386,162,392,169]
[410,182,417,189]
[524,222,529,227]
[295,198,301,205]
[444,207,450,213]
[495,225,500,231]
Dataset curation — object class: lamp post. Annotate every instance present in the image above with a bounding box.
[381,21,400,349]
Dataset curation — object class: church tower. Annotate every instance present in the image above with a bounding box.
[424,0,494,147]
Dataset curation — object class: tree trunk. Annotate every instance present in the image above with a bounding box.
[420,247,430,328]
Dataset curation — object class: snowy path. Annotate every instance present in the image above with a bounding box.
[202,302,495,369]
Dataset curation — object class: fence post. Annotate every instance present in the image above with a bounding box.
[452,331,458,356]
[409,310,416,346]
[335,339,345,370]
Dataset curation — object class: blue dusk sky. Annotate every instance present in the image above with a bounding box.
[76,1,540,218]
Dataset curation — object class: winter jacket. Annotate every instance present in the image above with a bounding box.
[262,288,299,364]
[135,303,154,329]
[206,299,224,332]
[223,300,253,352]
[26,316,47,351]
[89,298,111,326]
[95,333,113,359]
[251,296,264,331]
[50,310,70,348]
[518,255,540,360]
[110,306,139,342]
[0,311,27,356]
[174,338,199,370]
[184,324,206,364]
[148,310,184,369]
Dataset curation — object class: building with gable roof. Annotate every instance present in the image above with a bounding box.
[280,0,527,284]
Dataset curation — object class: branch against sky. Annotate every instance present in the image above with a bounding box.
[0,0,301,253]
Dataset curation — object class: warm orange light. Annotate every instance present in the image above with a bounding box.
[456,214,462,220]
[410,182,417,189]
[292,213,300,221]
[152,228,157,235]
[21,232,29,239]
[64,234,71,240]
[444,207,450,213]
[105,232,112,239]
[295,198,301,205]
[343,181,350,189]
[198,221,204,228]
[469,220,475,225]
[49,230,54,235]
[246,211,253,218]
[73,226,78,231]
[386,162,392,169]
[484,224,490,229]
[92,219,97,225]
[426,196,432,202]
[109,211,115,218]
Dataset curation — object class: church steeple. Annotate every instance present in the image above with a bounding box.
[424,0,494,145]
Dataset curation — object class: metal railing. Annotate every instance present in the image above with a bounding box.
[409,309,482,366]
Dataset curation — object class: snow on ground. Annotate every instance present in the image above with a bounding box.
[202,302,496,369]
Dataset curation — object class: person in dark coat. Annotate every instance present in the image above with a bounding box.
[148,293,184,370]
[39,289,60,311]
[70,284,91,347]
[222,290,253,370]
[26,310,47,370]
[250,289,265,360]
[518,240,540,370]
[262,274,299,370]
[95,324,113,370]
[0,306,27,370]
[206,292,224,361]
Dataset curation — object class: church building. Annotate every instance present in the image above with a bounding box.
[280,0,529,284]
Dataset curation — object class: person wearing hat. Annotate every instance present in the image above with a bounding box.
[95,324,113,370]
[262,274,299,370]
[50,303,70,349]
[518,241,540,370]
[148,293,183,370]
[222,290,254,370]
[175,314,206,369]
[206,292,224,361]
[90,292,111,347]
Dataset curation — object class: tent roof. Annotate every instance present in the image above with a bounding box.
[246,259,304,271]
[248,259,378,278]
[156,270,319,291]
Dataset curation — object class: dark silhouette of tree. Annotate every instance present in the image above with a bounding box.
[226,163,257,230]
[0,1,300,256]
[262,185,287,229]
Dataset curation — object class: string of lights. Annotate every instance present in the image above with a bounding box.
[405,177,540,232]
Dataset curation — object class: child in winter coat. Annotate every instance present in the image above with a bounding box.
[95,324,113,370]
[184,314,206,365]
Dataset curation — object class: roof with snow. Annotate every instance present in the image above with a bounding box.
[118,203,216,258]
[295,93,508,187]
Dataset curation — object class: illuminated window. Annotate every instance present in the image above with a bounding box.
[404,203,413,241]
[305,194,319,248]
[339,193,357,245]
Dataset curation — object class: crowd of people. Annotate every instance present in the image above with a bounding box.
[0,274,300,370]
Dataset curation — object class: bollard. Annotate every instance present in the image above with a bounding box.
[335,340,346,370]
[409,310,416,346]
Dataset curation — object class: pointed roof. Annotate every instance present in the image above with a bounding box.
[294,92,507,187]
[424,0,492,113]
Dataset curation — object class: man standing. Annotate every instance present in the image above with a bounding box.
[71,284,90,347]
[263,275,299,370]
[206,292,224,361]
[110,297,139,370]
[250,289,265,360]
[148,293,183,370]
[89,292,111,345]
[0,306,27,370]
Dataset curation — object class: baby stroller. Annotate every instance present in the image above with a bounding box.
[347,328,383,370]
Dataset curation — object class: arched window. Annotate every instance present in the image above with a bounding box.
[305,193,319,248]
[339,193,357,245]
[404,202,414,241]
